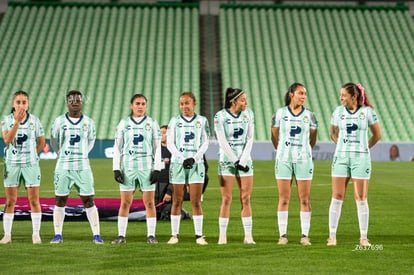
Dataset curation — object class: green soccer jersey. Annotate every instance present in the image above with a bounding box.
[214,108,255,163]
[167,114,210,164]
[271,106,318,163]
[113,115,161,171]
[50,113,96,170]
[2,113,45,167]
[331,106,379,157]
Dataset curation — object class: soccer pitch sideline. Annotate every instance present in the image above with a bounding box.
[0,160,413,274]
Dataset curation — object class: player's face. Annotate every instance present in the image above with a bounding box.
[340,88,357,109]
[179,95,195,117]
[66,94,83,113]
[160,127,167,143]
[291,86,307,106]
[13,94,29,112]
[131,97,147,117]
[234,93,248,112]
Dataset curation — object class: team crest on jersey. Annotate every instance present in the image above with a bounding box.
[83,124,88,131]
[29,122,34,130]
[196,120,202,128]
[145,123,152,131]
[243,115,249,123]
[303,115,309,123]
[359,112,366,120]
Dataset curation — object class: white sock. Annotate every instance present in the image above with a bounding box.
[53,206,65,235]
[242,216,253,239]
[146,217,157,237]
[329,198,343,239]
[219,217,229,238]
[300,211,311,237]
[85,206,100,236]
[193,215,203,236]
[170,215,181,237]
[117,216,128,237]
[356,200,369,240]
[3,213,14,236]
[277,211,288,237]
[31,212,42,236]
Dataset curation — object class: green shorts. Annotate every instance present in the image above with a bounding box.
[275,159,314,180]
[3,163,41,187]
[170,162,205,184]
[54,169,95,196]
[218,161,253,177]
[331,155,371,179]
[121,168,155,192]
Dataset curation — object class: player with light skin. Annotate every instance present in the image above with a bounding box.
[166,92,210,245]
[50,90,103,244]
[328,83,381,247]
[214,88,255,245]
[271,83,318,246]
[111,94,162,244]
[1,91,45,244]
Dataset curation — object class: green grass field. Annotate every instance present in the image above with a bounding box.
[1,160,413,274]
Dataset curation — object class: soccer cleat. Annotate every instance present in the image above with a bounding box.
[278,236,288,245]
[93,235,104,244]
[217,236,227,245]
[359,239,371,247]
[196,236,208,245]
[243,237,256,245]
[300,236,311,246]
[147,235,158,244]
[50,234,63,244]
[32,234,42,244]
[0,235,11,244]
[167,235,179,245]
[327,237,337,246]
[111,236,126,245]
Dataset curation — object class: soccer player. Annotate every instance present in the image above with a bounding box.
[49,90,103,244]
[1,91,45,244]
[111,94,162,244]
[166,92,210,245]
[214,87,255,245]
[327,83,381,247]
[271,83,318,246]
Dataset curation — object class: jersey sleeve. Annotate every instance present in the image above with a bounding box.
[50,118,60,153]
[214,111,238,163]
[193,117,209,162]
[239,109,254,166]
[112,120,124,171]
[166,117,185,163]
[152,120,163,171]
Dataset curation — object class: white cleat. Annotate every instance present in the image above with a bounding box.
[218,236,227,245]
[300,236,311,246]
[327,237,337,246]
[243,237,256,245]
[196,236,208,245]
[0,235,11,244]
[278,236,288,245]
[32,234,42,244]
[359,239,371,247]
[167,236,179,245]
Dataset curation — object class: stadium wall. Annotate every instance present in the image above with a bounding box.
[1,139,412,161]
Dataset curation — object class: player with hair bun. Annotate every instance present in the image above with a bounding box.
[166,92,210,245]
[214,87,255,245]
[327,83,381,247]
